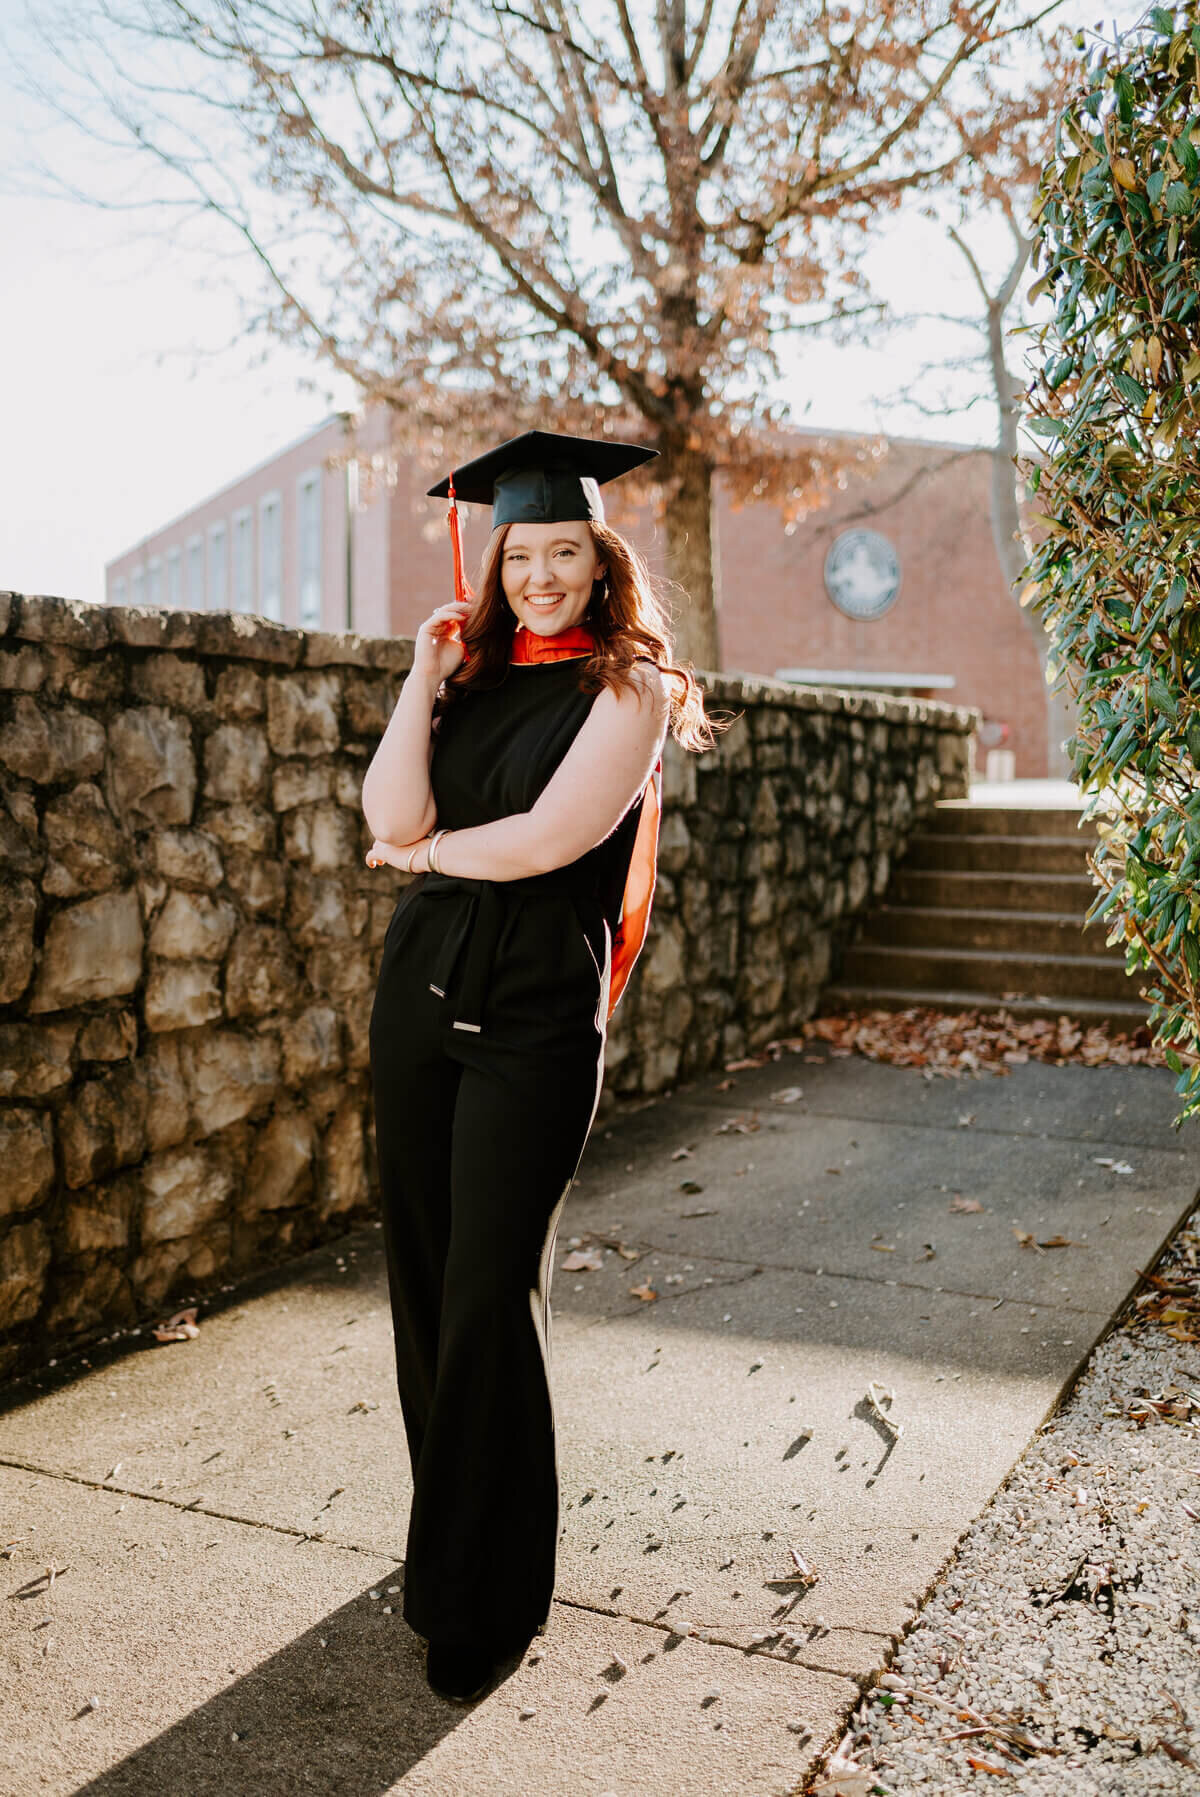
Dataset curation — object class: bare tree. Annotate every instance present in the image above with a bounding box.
[845,26,1082,776]
[25,0,1074,667]
[947,217,1077,777]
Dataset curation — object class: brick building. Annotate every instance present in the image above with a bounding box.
[106,408,1056,776]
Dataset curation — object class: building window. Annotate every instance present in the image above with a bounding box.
[207,521,228,611]
[186,535,204,610]
[111,575,127,607]
[147,555,163,609]
[297,469,322,628]
[130,565,145,607]
[232,507,254,614]
[166,545,182,610]
[259,491,282,621]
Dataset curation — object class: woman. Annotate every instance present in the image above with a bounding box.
[363,429,724,1706]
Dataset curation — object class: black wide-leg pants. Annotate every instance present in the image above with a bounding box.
[368,888,608,1645]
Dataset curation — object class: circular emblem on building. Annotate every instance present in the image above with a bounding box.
[823,528,901,621]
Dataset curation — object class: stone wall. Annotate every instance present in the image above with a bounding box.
[0,592,977,1379]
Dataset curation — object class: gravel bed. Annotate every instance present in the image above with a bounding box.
[806,1204,1200,1796]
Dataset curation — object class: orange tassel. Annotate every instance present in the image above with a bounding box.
[447,473,474,662]
[448,475,474,601]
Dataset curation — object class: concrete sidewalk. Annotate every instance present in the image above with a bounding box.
[3,1048,1197,1796]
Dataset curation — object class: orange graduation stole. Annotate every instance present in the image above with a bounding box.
[509,623,661,1019]
[509,622,598,663]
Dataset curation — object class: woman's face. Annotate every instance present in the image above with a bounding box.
[499,521,606,636]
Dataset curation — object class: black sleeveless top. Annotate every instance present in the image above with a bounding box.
[379,658,651,1045]
[430,659,647,928]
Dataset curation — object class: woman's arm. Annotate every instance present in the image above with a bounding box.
[369,665,670,882]
[361,596,473,843]
[360,666,441,844]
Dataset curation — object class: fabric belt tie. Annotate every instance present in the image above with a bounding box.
[416,870,590,1035]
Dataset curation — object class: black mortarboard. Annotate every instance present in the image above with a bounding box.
[427,429,658,528]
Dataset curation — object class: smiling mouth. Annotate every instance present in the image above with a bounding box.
[526,594,565,606]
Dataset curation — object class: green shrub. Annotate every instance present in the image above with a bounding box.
[1019,6,1200,1123]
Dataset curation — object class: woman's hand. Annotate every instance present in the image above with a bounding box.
[366,836,428,873]
[410,598,473,685]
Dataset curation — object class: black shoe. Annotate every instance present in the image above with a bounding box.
[425,1625,539,1704]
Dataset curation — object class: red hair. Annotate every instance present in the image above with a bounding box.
[433,520,733,754]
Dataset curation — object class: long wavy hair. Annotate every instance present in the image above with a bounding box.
[432,519,735,753]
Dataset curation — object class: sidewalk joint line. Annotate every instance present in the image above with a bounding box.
[551,1593,889,1676]
[0,1455,406,1561]
[574,1241,1110,1316]
[651,1092,1189,1159]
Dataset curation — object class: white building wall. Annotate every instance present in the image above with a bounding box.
[104,411,393,635]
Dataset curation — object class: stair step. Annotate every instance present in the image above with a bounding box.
[890,868,1097,913]
[930,803,1102,840]
[839,943,1144,1004]
[820,983,1151,1034]
[857,905,1120,958]
[901,833,1094,875]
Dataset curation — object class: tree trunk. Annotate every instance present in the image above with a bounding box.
[990,443,1075,780]
[657,443,722,673]
[987,301,1075,781]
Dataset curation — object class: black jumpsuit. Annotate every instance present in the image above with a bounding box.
[368,654,651,1646]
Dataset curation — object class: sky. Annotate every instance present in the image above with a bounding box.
[0,0,1148,607]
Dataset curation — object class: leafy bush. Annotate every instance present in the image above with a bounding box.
[1019,6,1200,1123]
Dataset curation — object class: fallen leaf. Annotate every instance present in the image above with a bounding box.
[784,1546,819,1586]
[771,1086,804,1104]
[866,1381,903,1438]
[629,1282,659,1302]
[153,1308,200,1343]
[967,1757,1013,1777]
[870,1242,896,1253]
[562,1247,605,1272]
[798,1007,1165,1079]
[679,1179,704,1194]
[714,1111,760,1135]
[680,1206,718,1218]
[949,1196,984,1214]
[714,1078,736,1091]
[1093,1156,1135,1174]
[670,1146,694,1161]
[725,1056,768,1071]
[1015,1228,1079,1250]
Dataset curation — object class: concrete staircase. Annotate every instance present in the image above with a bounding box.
[823,800,1150,1030]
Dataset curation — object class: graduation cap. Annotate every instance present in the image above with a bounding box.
[428,429,658,529]
[426,428,659,657]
